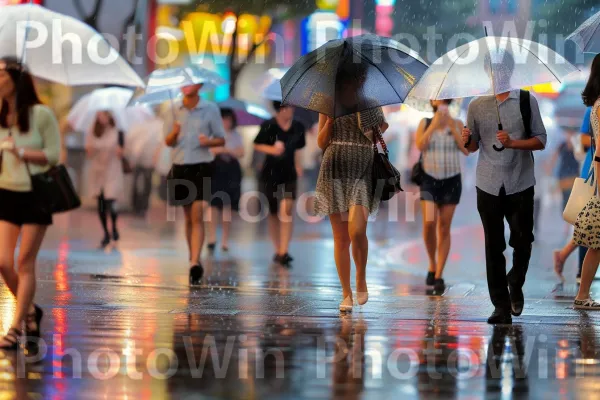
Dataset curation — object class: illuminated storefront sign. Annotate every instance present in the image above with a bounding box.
[0,0,43,4]
[301,0,349,54]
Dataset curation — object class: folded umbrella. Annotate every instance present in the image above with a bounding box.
[281,34,429,118]
[0,4,144,87]
[217,98,271,126]
[567,10,600,54]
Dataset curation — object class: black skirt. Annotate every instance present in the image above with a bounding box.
[210,156,243,211]
[167,162,215,206]
[420,173,462,206]
[0,188,52,226]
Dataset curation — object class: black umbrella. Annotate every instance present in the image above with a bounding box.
[280,34,429,118]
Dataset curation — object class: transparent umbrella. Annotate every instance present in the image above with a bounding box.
[0,4,144,87]
[263,79,283,101]
[129,66,228,107]
[409,36,578,150]
[217,98,272,126]
[67,87,152,133]
[567,10,600,54]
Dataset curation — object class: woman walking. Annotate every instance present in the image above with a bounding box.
[254,101,306,266]
[0,59,60,348]
[573,54,600,310]
[314,105,388,312]
[85,111,125,248]
[207,108,245,254]
[416,99,467,292]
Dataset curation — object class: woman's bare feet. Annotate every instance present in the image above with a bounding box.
[554,250,566,282]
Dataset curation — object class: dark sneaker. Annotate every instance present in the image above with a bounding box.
[426,272,435,286]
[100,235,111,249]
[189,264,204,286]
[112,229,120,242]
[207,243,216,254]
[509,284,524,316]
[434,278,446,292]
[487,309,512,325]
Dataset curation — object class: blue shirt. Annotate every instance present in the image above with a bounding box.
[171,100,225,165]
[580,107,593,178]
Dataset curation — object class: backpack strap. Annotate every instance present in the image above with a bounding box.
[520,89,532,138]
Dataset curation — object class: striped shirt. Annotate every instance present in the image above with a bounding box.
[422,127,462,180]
[467,90,547,196]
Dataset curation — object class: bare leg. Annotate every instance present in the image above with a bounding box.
[435,204,457,279]
[278,199,294,256]
[554,240,578,278]
[349,205,369,294]
[421,201,438,274]
[330,213,352,299]
[576,248,600,301]
[267,215,281,254]
[0,222,20,296]
[221,206,232,249]
[207,206,219,245]
[183,205,193,262]
[189,201,206,265]
[0,224,47,346]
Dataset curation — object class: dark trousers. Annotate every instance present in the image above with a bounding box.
[477,187,535,311]
[132,166,154,215]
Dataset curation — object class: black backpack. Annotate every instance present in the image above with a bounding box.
[519,89,532,138]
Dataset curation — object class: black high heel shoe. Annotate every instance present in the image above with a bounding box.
[189,264,204,286]
[26,304,44,339]
[100,234,111,249]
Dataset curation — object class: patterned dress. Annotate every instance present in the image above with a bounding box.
[314,108,386,216]
[574,98,600,249]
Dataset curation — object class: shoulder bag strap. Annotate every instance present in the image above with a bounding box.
[519,89,532,138]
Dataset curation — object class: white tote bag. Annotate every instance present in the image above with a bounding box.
[564,167,596,225]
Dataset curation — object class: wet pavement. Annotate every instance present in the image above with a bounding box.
[2,186,599,399]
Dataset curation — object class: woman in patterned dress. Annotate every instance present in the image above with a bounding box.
[574,54,600,310]
[315,90,388,312]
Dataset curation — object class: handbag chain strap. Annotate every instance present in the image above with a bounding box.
[372,127,388,155]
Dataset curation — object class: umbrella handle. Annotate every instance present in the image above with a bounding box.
[493,123,505,152]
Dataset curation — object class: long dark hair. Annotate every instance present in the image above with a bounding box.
[583,54,600,107]
[0,57,41,133]
[220,107,237,129]
[93,112,116,138]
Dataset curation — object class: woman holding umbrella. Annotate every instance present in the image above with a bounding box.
[0,59,60,348]
[207,108,245,254]
[313,63,389,313]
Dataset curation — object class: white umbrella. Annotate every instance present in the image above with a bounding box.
[567,10,600,54]
[0,4,144,87]
[68,87,152,133]
[410,36,578,101]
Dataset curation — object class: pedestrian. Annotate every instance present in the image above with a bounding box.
[207,108,245,254]
[416,99,468,292]
[127,116,163,218]
[314,106,388,312]
[165,83,225,285]
[463,53,547,324]
[573,54,600,310]
[254,101,306,267]
[553,106,593,282]
[85,110,125,249]
[0,59,60,348]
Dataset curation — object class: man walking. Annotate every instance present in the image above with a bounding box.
[463,55,547,324]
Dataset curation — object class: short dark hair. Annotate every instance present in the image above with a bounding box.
[583,53,600,107]
[220,107,237,129]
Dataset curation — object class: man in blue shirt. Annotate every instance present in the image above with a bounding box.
[165,83,226,285]
[554,107,592,282]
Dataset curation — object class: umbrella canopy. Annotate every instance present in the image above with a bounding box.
[0,4,143,87]
[68,87,152,133]
[281,34,429,118]
[409,36,578,100]
[217,98,271,126]
[129,66,228,106]
[263,79,283,101]
[567,10,600,54]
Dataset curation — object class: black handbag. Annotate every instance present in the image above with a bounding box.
[372,128,402,202]
[118,130,133,174]
[410,118,431,186]
[27,164,81,214]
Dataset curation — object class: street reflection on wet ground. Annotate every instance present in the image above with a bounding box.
[0,201,599,399]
